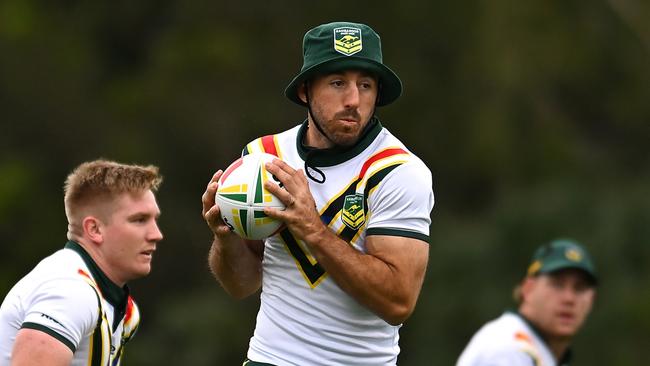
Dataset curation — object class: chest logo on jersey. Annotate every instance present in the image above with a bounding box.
[342,193,365,230]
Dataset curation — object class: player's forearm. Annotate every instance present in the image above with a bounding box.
[306,230,427,325]
[208,234,263,299]
[334,258,417,325]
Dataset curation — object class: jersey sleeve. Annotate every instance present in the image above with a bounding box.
[21,278,99,352]
[366,160,434,242]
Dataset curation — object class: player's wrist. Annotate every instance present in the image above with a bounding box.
[212,229,239,246]
[303,222,338,250]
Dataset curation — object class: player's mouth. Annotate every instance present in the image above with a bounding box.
[334,110,361,125]
[556,311,576,323]
[338,117,359,124]
[140,248,156,259]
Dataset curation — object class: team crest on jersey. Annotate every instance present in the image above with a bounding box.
[342,194,365,229]
[334,27,362,56]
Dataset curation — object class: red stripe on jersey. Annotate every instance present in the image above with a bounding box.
[220,157,243,184]
[261,135,278,157]
[125,296,135,323]
[358,148,407,180]
[77,269,92,279]
[77,269,103,297]
[515,331,533,344]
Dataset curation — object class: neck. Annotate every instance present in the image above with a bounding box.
[518,308,571,363]
[304,115,332,149]
[546,337,571,363]
[73,238,126,287]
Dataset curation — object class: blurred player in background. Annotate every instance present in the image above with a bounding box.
[202,21,434,365]
[456,238,598,366]
[0,160,163,365]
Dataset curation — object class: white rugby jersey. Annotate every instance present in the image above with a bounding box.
[456,311,572,366]
[0,241,140,366]
[242,119,434,366]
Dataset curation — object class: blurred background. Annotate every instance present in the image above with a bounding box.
[1,0,649,365]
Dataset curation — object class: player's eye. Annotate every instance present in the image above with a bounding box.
[130,216,148,224]
[360,81,373,89]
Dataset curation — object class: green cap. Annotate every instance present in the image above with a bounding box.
[526,239,598,284]
[285,21,403,107]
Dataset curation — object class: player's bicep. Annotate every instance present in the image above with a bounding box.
[366,235,428,276]
[11,328,73,366]
[365,235,429,299]
[245,239,265,260]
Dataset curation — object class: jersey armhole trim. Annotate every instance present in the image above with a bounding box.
[21,322,76,352]
[366,228,430,243]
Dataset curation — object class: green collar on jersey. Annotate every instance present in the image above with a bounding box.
[65,241,129,312]
[508,310,573,365]
[296,116,383,167]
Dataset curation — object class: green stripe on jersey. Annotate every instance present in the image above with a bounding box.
[367,228,430,243]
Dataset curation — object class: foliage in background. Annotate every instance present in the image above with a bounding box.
[1,1,648,365]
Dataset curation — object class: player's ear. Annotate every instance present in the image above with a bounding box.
[520,276,537,300]
[298,82,308,104]
[83,216,104,244]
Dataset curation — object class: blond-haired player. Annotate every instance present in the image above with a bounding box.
[0,160,163,365]
[457,239,597,366]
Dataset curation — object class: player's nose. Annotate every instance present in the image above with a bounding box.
[149,222,163,242]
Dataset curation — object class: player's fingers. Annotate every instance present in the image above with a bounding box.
[265,159,294,182]
[201,182,218,214]
[263,176,285,195]
[201,171,223,214]
[287,195,296,208]
[204,204,228,232]
[263,177,300,213]
[272,158,295,172]
[267,161,308,194]
[212,170,223,185]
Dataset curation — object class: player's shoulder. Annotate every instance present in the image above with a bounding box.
[369,147,432,195]
[458,313,540,366]
[375,127,431,172]
[25,249,99,298]
[32,248,90,278]
[468,312,539,355]
[33,270,101,306]
[479,312,531,338]
[243,124,302,155]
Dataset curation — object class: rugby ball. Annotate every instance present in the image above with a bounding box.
[215,153,285,240]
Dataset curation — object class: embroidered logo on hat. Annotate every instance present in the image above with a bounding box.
[565,248,582,262]
[334,27,362,56]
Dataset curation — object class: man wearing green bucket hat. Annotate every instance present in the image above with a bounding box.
[456,239,598,366]
[203,21,434,365]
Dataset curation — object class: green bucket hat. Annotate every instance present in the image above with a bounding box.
[285,21,403,107]
[526,239,598,284]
